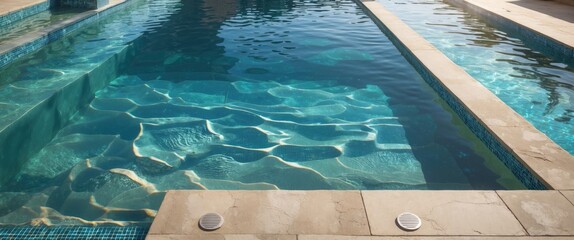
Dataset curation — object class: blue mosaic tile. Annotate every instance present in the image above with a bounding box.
[0,0,132,70]
[0,1,50,28]
[60,0,110,10]
[0,226,149,240]
[357,0,547,190]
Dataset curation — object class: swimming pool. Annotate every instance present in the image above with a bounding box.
[0,0,528,226]
[378,0,574,155]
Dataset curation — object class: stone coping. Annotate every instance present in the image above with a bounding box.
[147,190,574,238]
[445,0,574,62]
[355,0,574,190]
[0,0,126,69]
[0,0,50,28]
[0,0,47,17]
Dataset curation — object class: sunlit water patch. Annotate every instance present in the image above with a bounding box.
[378,0,574,154]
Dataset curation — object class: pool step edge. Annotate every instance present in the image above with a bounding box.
[0,0,132,70]
[0,43,135,186]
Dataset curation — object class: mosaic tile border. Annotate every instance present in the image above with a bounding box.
[445,0,574,64]
[0,1,50,28]
[355,0,546,190]
[0,226,149,240]
[59,0,110,10]
[0,0,132,70]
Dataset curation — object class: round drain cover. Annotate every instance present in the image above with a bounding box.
[396,212,421,231]
[199,213,224,231]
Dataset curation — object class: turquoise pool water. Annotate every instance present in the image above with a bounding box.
[0,0,527,225]
[378,0,574,155]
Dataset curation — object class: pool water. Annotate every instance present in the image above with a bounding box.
[378,0,574,155]
[0,7,84,45]
[0,0,527,225]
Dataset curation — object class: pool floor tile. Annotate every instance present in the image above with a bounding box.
[497,190,574,235]
[148,190,370,236]
[361,191,526,236]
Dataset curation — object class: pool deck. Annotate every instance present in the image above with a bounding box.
[147,190,574,239]
[147,0,574,239]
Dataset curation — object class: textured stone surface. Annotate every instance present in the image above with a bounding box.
[498,191,574,235]
[362,191,526,235]
[299,236,574,240]
[148,191,370,236]
[146,234,296,240]
[560,191,574,206]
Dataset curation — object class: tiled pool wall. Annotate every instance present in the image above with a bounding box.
[0,43,135,185]
[58,0,110,10]
[445,0,574,64]
[354,0,547,190]
[0,225,149,239]
[0,1,51,28]
[0,0,138,185]
[0,0,133,70]
[0,0,557,238]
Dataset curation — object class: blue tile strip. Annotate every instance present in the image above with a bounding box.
[0,0,131,70]
[0,1,50,28]
[0,226,149,240]
[445,0,574,64]
[355,0,547,190]
[59,0,110,10]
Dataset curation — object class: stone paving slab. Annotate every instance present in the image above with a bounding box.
[361,191,526,236]
[498,191,574,235]
[146,234,296,240]
[147,191,370,236]
[560,191,574,206]
[299,236,574,240]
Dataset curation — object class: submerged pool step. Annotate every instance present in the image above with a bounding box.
[0,43,135,186]
[0,0,133,70]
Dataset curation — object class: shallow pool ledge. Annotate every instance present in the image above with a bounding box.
[0,0,130,69]
[147,190,574,238]
[356,0,574,190]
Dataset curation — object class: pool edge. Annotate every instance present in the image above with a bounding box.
[0,0,132,70]
[355,0,574,190]
[444,0,574,64]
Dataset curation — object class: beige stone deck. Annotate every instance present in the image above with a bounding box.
[148,0,574,239]
[446,0,574,49]
[147,190,574,239]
